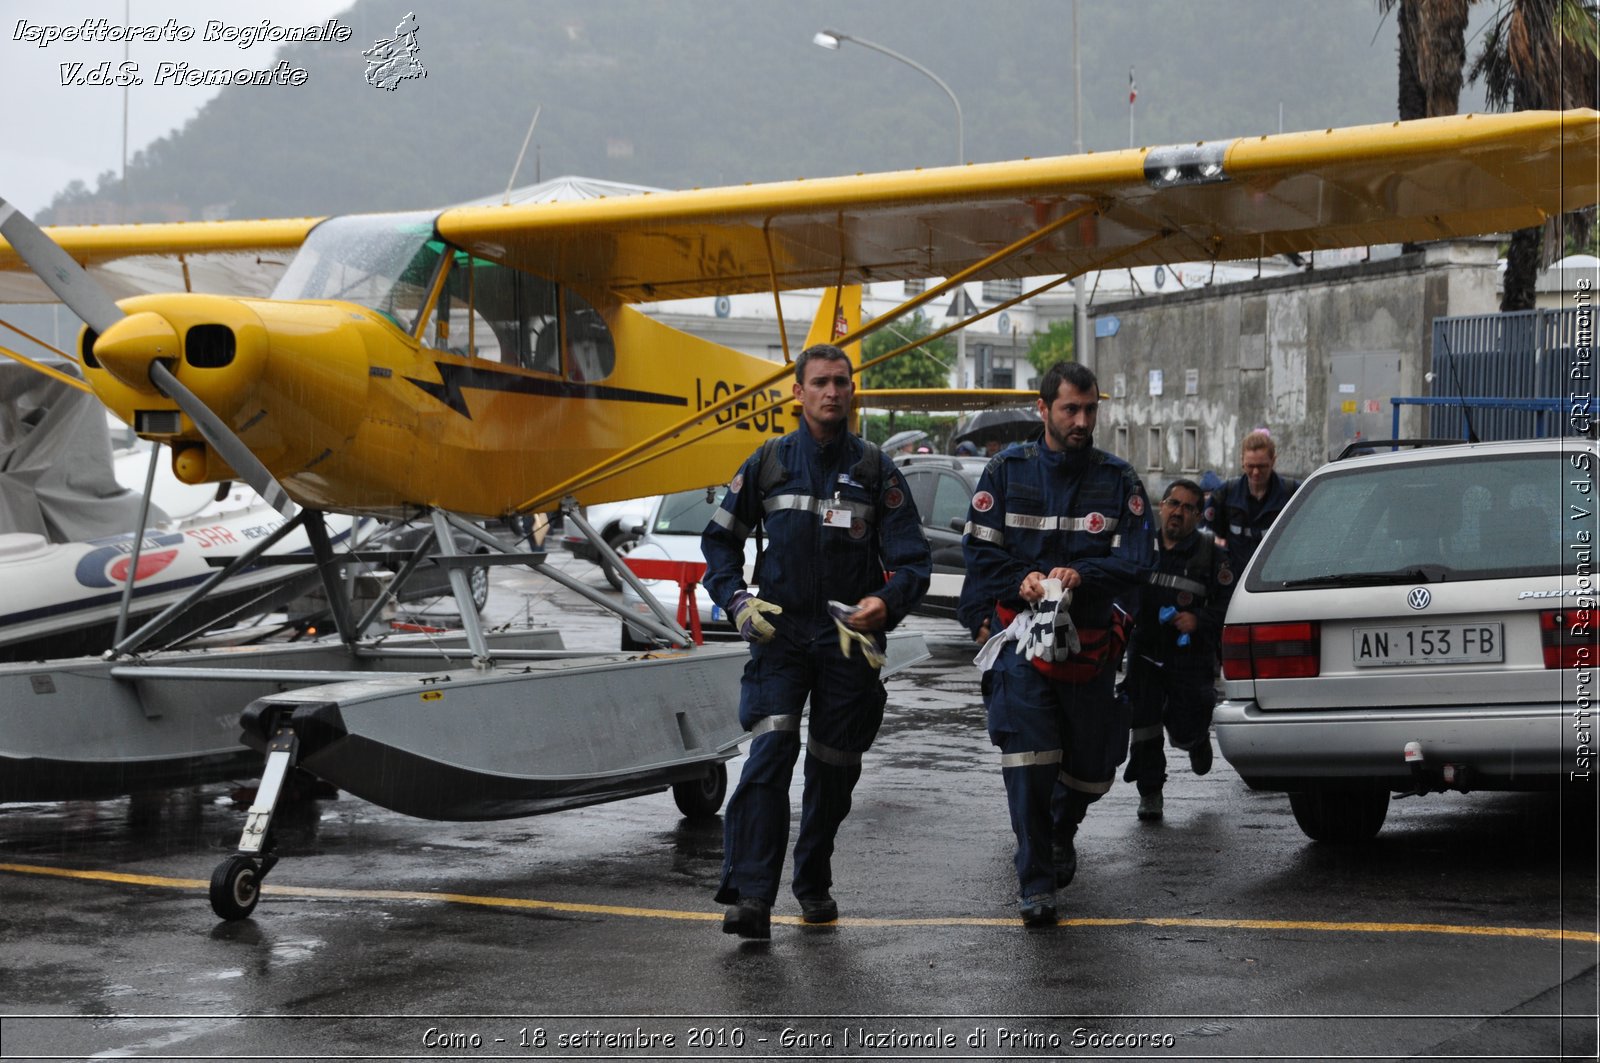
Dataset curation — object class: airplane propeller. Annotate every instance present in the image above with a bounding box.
[0,197,299,519]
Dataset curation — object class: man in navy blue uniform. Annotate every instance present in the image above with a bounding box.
[702,343,931,939]
[1205,429,1300,577]
[962,362,1154,927]
[1123,477,1232,821]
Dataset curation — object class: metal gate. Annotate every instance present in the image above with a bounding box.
[1428,308,1591,440]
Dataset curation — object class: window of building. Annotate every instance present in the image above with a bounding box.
[903,278,926,295]
[1182,426,1200,472]
[1147,426,1164,470]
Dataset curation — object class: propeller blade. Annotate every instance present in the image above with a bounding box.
[0,197,125,334]
[0,195,298,520]
[148,360,299,520]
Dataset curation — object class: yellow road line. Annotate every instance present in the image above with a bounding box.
[3,861,1595,942]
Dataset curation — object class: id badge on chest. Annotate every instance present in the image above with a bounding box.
[822,494,854,529]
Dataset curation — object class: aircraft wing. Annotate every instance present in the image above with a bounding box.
[0,217,318,303]
[435,109,1597,302]
[0,110,1593,307]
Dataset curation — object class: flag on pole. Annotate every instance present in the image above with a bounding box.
[1129,68,1137,105]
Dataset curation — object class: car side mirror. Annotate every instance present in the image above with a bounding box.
[948,517,965,532]
[621,517,646,535]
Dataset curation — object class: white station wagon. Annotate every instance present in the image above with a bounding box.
[1214,436,1594,841]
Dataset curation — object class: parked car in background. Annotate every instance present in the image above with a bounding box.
[619,485,752,650]
[559,495,659,589]
[893,453,987,619]
[1214,437,1594,843]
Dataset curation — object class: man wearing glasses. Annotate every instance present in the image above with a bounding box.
[1122,478,1232,821]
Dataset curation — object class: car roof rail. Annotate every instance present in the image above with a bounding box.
[1332,438,1467,461]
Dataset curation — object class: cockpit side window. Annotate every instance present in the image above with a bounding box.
[427,254,560,372]
[563,289,616,383]
[419,251,613,380]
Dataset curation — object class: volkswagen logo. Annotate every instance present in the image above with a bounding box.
[1407,587,1432,611]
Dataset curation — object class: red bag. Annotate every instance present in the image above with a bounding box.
[996,602,1131,684]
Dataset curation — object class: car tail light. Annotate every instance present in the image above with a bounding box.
[1540,608,1594,670]
[1221,625,1253,680]
[1221,621,1321,680]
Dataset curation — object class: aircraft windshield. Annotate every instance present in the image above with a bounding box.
[273,211,443,334]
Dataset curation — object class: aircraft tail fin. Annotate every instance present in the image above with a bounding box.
[802,285,862,364]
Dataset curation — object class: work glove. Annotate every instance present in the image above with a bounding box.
[828,600,887,669]
[729,591,782,644]
[1158,605,1191,647]
[1021,579,1080,663]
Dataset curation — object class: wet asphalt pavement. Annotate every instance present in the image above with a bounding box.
[0,552,1596,1061]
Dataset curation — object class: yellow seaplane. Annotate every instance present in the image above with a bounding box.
[0,108,1593,920]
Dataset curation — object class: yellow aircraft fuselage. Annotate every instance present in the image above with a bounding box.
[80,289,828,517]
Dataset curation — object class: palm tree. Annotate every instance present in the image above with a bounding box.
[1380,0,1474,119]
[1469,0,1600,309]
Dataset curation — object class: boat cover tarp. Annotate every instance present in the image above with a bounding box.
[0,360,155,541]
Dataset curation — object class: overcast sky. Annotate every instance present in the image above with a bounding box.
[1,0,351,216]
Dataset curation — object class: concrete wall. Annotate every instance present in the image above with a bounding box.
[1088,241,1500,485]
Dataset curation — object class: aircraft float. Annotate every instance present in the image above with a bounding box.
[0,108,1593,920]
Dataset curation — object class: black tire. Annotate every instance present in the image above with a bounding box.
[672,763,728,819]
[209,855,262,920]
[1288,788,1390,843]
[599,529,641,590]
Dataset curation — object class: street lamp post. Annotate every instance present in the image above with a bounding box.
[812,28,963,166]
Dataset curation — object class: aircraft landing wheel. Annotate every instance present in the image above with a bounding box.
[672,763,728,819]
[210,855,262,921]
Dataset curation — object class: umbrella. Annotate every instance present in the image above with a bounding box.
[952,407,1042,449]
[882,429,930,455]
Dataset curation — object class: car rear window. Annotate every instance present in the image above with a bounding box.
[1249,451,1582,588]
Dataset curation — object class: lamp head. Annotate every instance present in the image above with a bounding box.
[813,30,842,49]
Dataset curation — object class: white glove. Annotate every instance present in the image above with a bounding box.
[828,600,887,669]
[1022,579,1079,662]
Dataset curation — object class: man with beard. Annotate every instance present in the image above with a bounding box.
[961,361,1154,927]
[1122,478,1231,821]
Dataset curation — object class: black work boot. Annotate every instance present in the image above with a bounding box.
[1051,827,1078,888]
[1019,892,1058,928]
[1053,790,1093,888]
[797,894,839,924]
[721,897,771,939]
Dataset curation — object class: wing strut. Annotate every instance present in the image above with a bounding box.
[515,202,1104,513]
[0,342,92,393]
[112,442,165,650]
[763,222,792,363]
[523,227,1170,505]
